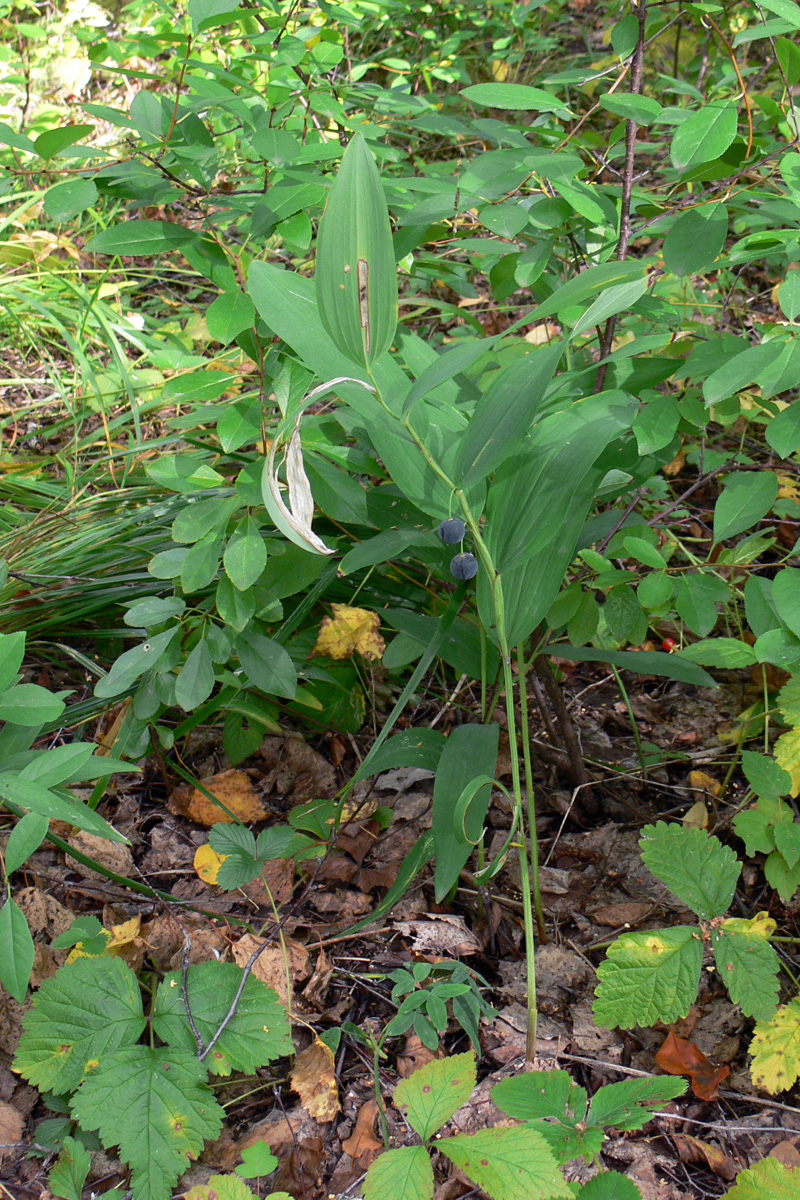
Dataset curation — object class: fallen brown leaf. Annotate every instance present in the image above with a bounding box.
[168,769,266,826]
[290,1036,340,1122]
[397,1034,438,1078]
[673,1133,737,1181]
[231,934,310,1009]
[656,1029,730,1101]
[394,914,482,957]
[340,1099,382,1168]
[68,829,135,879]
[0,1100,23,1161]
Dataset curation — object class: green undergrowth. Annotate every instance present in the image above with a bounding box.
[3,0,800,1195]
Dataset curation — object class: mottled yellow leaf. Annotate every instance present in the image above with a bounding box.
[778,676,800,727]
[194,844,226,885]
[750,997,800,1092]
[290,1036,341,1122]
[689,770,721,798]
[721,912,776,940]
[107,917,141,954]
[774,727,800,798]
[313,604,385,662]
[725,1157,799,1199]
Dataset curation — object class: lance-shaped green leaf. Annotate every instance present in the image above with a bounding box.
[315,133,398,367]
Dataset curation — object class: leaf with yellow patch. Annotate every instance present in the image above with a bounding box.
[290,1036,341,1122]
[313,604,385,662]
[194,844,226,885]
[774,726,800,798]
[750,997,800,1092]
[720,912,776,940]
[778,676,800,727]
[185,1174,256,1200]
[725,1157,799,1198]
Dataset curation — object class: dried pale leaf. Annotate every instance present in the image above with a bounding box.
[589,902,652,928]
[290,1037,340,1122]
[168,769,266,826]
[341,1099,382,1166]
[663,448,685,476]
[68,830,135,879]
[0,1101,23,1161]
[313,604,385,662]
[231,934,310,1008]
[106,917,142,955]
[265,420,336,556]
[194,843,226,885]
[394,915,482,957]
[683,801,709,830]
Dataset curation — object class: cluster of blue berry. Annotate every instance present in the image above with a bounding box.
[437,519,478,580]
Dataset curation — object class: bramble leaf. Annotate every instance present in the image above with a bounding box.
[186,1175,257,1200]
[712,920,780,1020]
[724,1157,799,1198]
[750,997,800,1093]
[639,822,740,919]
[70,1045,222,1200]
[586,1076,686,1131]
[492,1070,587,1124]
[593,927,702,1028]
[394,1051,476,1141]
[151,962,292,1075]
[363,1146,434,1200]
[440,1126,572,1200]
[13,956,145,1093]
[48,1135,91,1200]
[577,1174,643,1200]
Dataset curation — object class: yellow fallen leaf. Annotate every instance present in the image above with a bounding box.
[194,844,226,885]
[775,726,800,798]
[750,997,800,1092]
[168,768,267,826]
[313,604,385,662]
[689,770,721,798]
[290,1036,341,1122]
[663,448,685,477]
[107,917,141,952]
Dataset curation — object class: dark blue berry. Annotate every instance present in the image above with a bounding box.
[438,518,466,545]
[450,552,479,581]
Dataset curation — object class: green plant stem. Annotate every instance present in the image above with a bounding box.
[494,579,538,1064]
[516,644,546,943]
[611,666,647,777]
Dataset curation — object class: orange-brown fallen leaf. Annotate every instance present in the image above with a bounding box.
[313,604,385,661]
[340,1099,382,1168]
[290,1036,340,1122]
[168,769,266,826]
[656,1029,730,1101]
[673,1133,737,1181]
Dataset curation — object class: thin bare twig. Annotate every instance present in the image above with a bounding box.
[181,932,205,1057]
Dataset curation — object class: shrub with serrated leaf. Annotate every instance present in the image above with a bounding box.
[594,823,780,1032]
[14,955,291,1200]
[363,1051,662,1200]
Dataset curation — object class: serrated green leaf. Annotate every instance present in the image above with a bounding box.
[725,1158,799,1199]
[315,133,397,367]
[594,927,702,1029]
[151,962,292,1074]
[764,849,800,900]
[13,957,145,1093]
[441,1127,572,1200]
[741,752,792,801]
[711,925,779,1020]
[186,1175,257,1200]
[639,822,740,919]
[733,804,779,855]
[0,897,34,1003]
[363,1146,434,1200]
[394,1051,476,1140]
[48,1135,91,1200]
[586,1076,686,1131]
[577,1172,643,1200]
[70,1045,222,1200]
[492,1070,587,1124]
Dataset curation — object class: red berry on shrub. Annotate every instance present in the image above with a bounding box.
[438,518,466,545]
[662,638,676,652]
[450,552,479,580]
